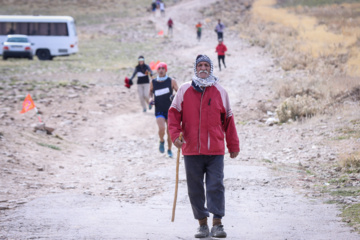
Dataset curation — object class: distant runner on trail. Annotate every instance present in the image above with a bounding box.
[149,62,178,157]
[151,0,157,15]
[196,22,202,41]
[168,55,240,238]
[215,38,227,71]
[159,0,165,16]
[167,18,174,36]
[214,19,225,40]
[129,56,153,112]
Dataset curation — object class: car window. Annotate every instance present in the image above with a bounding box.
[7,37,28,43]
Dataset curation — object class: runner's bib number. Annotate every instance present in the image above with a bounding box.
[155,87,170,96]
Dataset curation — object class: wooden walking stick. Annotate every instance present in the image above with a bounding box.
[171,132,183,222]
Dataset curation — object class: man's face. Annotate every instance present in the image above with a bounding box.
[196,61,211,79]
[157,67,166,77]
[139,60,144,65]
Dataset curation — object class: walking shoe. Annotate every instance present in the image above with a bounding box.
[143,108,146,112]
[211,225,227,238]
[159,141,165,153]
[167,149,173,158]
[149,103,152,110]
[194,225,209,238]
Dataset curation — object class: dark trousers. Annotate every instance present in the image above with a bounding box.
[184,155,225,220]
[218,55,226,70]
[217,32,223,40]
[197,31,201,41]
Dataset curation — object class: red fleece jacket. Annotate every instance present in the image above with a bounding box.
[216,43,227,56]
[168,81,240,155]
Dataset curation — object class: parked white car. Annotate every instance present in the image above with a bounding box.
[0,15,79,60]
[2,34,33,60]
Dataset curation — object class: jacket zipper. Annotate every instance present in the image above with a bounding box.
[198,88,206,153]
[208,98,211,150]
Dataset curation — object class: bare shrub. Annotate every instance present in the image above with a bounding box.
[339,152,360,173]
[275,77,324,99]
[276,95,320,122]
[323,77,360,104]
[276,81,294,98]
[280,53,310,71]
[257,100,275,114]
[333,86,360,103]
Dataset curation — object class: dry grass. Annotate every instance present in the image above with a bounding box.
[278,0,360,8]
[275,74,359,99]
[251,2,360,121]
[339,152,360,172]
[274,75,360,122]
[205,0,360,121]
[275,95,320,122]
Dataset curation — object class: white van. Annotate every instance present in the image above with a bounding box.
[0,15,78,60]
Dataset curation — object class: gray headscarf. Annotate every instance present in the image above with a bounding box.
[191,55,219,88]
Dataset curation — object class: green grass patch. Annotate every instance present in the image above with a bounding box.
[325,199,339,204]
[0,38,158,79]
[262,159,273,164]
[76,37,156,71]
[330,189,360,197]
[341,203,360,231]
[332,126,360,141]
[332,135,351,140]
[37,142,61,151]
[329,176,349,184]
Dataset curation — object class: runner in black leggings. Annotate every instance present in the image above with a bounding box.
[215,39,227,71]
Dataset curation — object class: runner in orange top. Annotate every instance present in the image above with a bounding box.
[196,22,202,41]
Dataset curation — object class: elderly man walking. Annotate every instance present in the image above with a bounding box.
[168,55,240,238]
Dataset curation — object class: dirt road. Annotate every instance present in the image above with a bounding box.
[1,0,359,239]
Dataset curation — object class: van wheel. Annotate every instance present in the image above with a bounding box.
[37,49,52,60]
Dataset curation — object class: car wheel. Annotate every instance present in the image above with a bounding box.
[2,55,7,60]
[28,55,33,60]
[37,49,52,60]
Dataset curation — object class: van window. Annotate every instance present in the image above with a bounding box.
[0,22,16,34]
[16,22,28,34]
[0,22,69,36]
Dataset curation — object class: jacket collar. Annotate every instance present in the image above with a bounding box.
[192,80,206,93]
